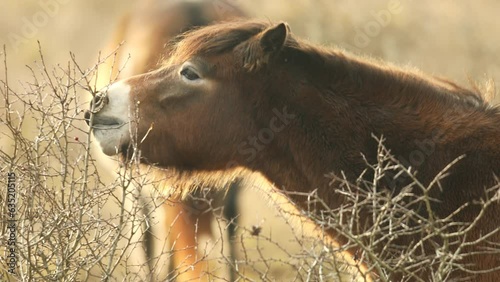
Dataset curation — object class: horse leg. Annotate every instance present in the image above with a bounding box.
[222,179,242,281]
[165,200,211,281]
[140,196,155,281]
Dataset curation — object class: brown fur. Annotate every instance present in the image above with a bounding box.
[94,2,245,281]
[106,20,499,281]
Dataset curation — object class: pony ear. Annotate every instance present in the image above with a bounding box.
[260,22,289,53]
[238,22,290,71]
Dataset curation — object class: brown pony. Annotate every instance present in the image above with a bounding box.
[87,20,500,281]
[91,1,244,280]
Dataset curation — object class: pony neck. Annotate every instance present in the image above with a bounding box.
[251,47,500,203]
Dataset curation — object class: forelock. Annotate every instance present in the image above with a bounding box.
[166,20,271,64]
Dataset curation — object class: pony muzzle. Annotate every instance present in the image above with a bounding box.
[84,92,109,126]
[89,92,109,114]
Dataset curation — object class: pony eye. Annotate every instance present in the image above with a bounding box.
[180,67,200,81]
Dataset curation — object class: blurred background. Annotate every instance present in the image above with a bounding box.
[2,0,500,99]
[1,0,499,280]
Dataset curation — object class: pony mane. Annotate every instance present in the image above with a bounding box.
[286,38,495,114]
[167,19,496,115]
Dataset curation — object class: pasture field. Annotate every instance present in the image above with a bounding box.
[1,1,499,281]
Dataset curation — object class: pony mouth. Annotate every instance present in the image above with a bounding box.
[87,114,127,130]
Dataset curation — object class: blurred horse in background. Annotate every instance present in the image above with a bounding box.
[92,0,245,280]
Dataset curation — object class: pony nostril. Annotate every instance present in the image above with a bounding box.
[84,111,91,126]
[90,92,109,113]
[94,95,102,105]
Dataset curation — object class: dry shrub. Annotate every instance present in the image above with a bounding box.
[1,46,498,281]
